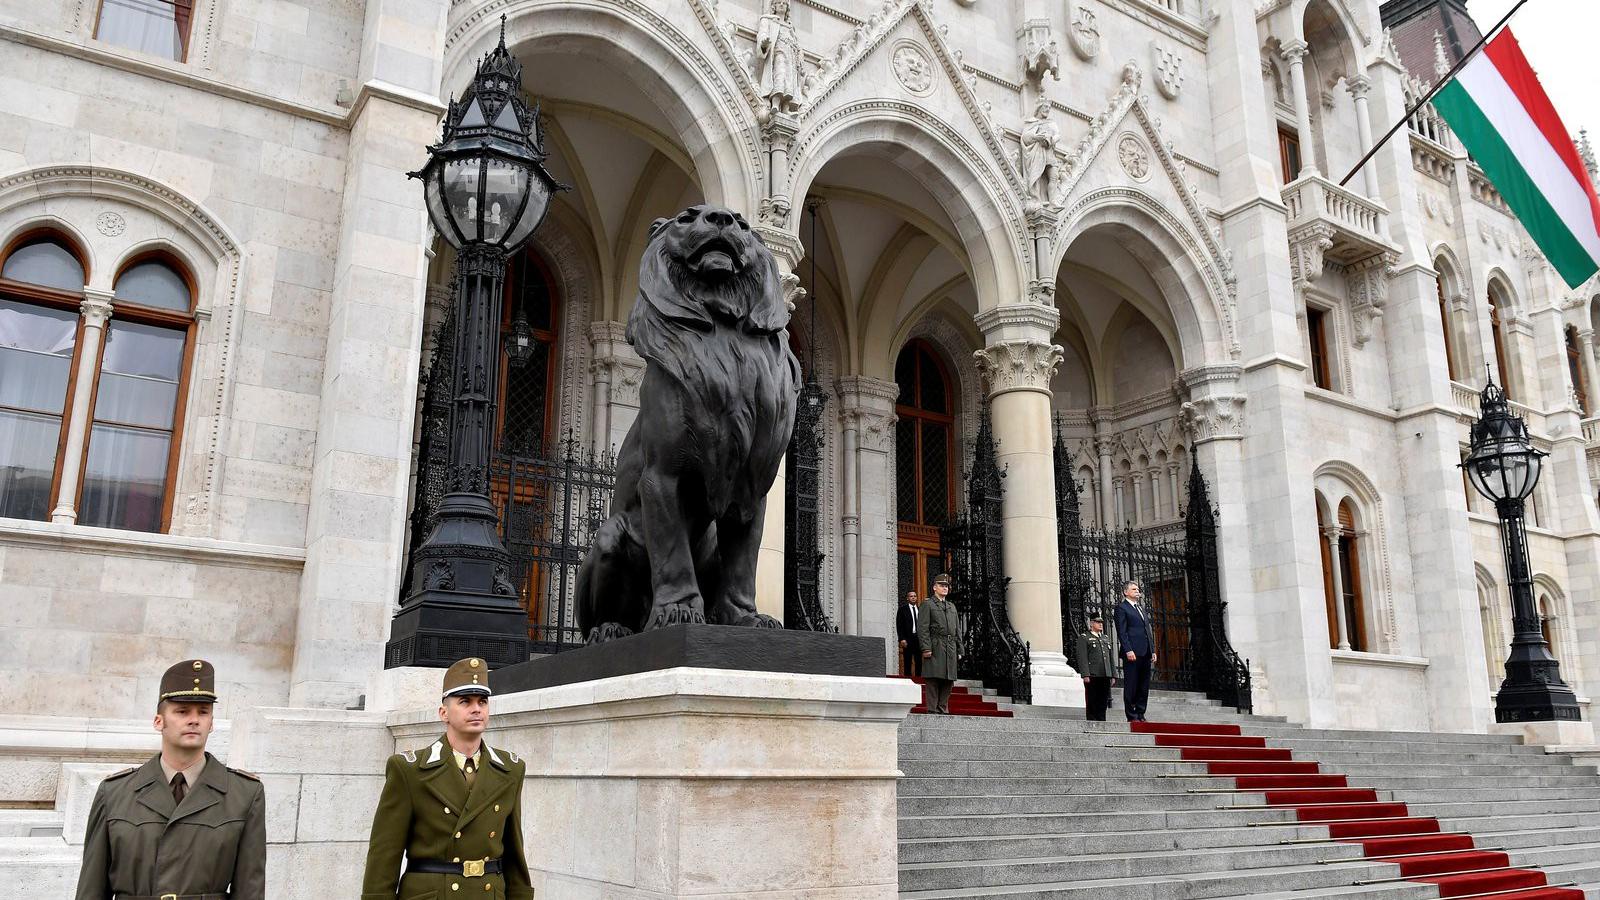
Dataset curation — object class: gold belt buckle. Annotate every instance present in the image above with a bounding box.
[463,858,486,878]
[161,895,178,900]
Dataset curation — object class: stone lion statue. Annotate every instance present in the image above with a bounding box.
[576,205,801,643]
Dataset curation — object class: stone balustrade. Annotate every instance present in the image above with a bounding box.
[1282,173,1394,268]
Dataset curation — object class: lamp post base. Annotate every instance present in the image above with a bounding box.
[385,589,531,669]
[1494,680,1583,723]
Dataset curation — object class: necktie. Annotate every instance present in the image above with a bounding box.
[171,772,187,805]
[463,757,477,791]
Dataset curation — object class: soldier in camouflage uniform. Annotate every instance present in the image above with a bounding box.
[361,657,533,900]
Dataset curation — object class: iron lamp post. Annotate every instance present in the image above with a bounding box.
[386,19,567,670]
[1460,377,1581,723]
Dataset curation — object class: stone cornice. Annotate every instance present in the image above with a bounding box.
[0,519,304,568]
[835,375,900,410]
[974,303,1060,339]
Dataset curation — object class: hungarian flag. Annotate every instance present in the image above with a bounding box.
[1433,29,1600,288]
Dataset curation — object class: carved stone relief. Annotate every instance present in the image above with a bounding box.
[1152,41,1183,100]
[1068,4,1102,61]
[1117,133,1151,182]
[892,41,935,96]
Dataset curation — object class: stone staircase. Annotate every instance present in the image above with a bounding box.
[897,689,1600,899]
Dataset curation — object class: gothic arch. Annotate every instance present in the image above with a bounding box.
[789,105,1029,312]
[0,164,244,534]
[1530,574,1582,684]
[1312,459,1397,651]
[1054,192,1234,369]
[445,0,762,216]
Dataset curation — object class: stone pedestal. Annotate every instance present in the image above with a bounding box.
[387,668,919,899]
[1029,650,1086,708]
[1492,718,1597,749]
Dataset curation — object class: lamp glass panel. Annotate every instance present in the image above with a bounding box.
[1503,453,1529,500]
[444,158,483,243]
[1468,457,1499,501]
[479,159,529,246]
[423,166,456,247]
[503,181,549,252]
[1525,453,1543,497]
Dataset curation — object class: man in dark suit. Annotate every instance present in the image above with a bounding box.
[896,590,922,677]
[1113,579,1157,722]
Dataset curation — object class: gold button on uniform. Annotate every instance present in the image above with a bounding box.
[452,857,460,863]
[494,804,500,812]
[455,831,462,838]
[489,831,496,838]
[484,885,492,892]
[451,884,459,891]
[444,807,451,815]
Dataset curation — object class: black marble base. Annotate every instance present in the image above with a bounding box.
[493,625,886,694]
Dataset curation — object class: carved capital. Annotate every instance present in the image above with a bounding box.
[1346,73,1372,100]
[753,223,805,271]
[80,291,114,327]
[974,339,1063,397]
[1179,393,1247,443]
[842,407,897,452]
[1280,38,1309,64]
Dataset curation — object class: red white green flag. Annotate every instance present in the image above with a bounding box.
[1433,28,1600,288]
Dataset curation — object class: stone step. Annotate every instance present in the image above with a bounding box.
[898,809,1308,839]
[897,857,1404,898]
[897,821,1333,863]
[898,839,1371,892]
[896,791,1283,816]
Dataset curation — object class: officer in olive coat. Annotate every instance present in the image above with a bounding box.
[75,659,267,900]
[1076,615,1117,721]
[916,573,963,713]
[362,658,533,900]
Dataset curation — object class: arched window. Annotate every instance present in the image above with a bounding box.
[1478,574,1504,689]
[1566,326,1589,415]
[1436,273,1460,382]
[1487,284,1514,398]
[1539,593,1558,656]
[895,340,955,599]
[1316,497,1368,651]
[0,237,195,532]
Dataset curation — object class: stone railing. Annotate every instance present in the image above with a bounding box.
[1282,173,1393,267]
[1451,380,1546,434]
[1582,416,1600,447]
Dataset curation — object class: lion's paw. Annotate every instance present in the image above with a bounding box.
[647,604,707,630]
[732,613,783,630]
[585,622,635,645]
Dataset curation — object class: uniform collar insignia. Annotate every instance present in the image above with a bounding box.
[422,740,444,767]
[484,744,505,770]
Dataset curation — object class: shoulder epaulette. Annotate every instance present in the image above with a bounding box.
[228,767,260,782]
[399,748,418,764]
[104,767,137,781]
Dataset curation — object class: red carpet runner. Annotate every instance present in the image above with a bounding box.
[892,676,1012,717]
[1131,720,1585,899]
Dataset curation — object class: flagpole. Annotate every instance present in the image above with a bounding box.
[1337,0,1529,188]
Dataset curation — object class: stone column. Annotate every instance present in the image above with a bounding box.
[293,0,449,707]
[752,227,807,623]
[1281,39,1318,177]
[1131,473,1145,526]
[50,292,113,524]
[1093,418,1115,527]
[587,321,640,452]
[1347,74,1379,197]
[974,304,1081,708]
[1320,524,1351,650]
[837,377,899,643]
[1112,476,1126,528]
[1168,463,1181,520]
[1579,328,1600,416]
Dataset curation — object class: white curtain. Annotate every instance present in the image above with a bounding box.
[97,0,187,60]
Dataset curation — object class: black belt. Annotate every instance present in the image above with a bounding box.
[116,894,229,900]
[406,857,503,877]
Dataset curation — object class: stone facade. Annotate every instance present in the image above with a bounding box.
[2,0,1600,820]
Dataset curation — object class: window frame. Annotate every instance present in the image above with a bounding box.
[1278,125,1302,185]
[1487,285,1514,399]
[1305,302,1334,390]
[93,0,196,63]
[0,235,197,533]
[1565,326,1588,416]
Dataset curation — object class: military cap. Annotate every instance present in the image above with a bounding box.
[932,573,952,587]
[442,657,492,699]
[160,659,217,704]
[1089,615,1104,623]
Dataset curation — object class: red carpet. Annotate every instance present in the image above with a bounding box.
[1132,720,1587,900]
[893,676,1013,717]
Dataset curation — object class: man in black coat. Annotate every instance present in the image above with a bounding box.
[1113,580,1157,722]
[896,590,922,677]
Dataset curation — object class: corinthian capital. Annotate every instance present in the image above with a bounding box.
[1280,39,1309,63]
[974,340,1063,396]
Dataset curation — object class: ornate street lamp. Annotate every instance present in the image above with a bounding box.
[1460,377,1581,723]
[386,18,567,670]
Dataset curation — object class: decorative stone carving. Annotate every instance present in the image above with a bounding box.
[753,0,803,115]
[892,42,934,96]
[95,211,125,237]
[974,340,1064,395]
[1117,133,1151,181]
[1345,253,1398,346]
[1287,223,1336,289]
[1020,97,1063,208]
[1152,41,1183,100]
[779,270,804,312]
[1179,393,1246,443]
[1068,4,1101,61]
[1018,19,1059,85]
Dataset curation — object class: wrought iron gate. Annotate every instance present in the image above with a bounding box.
[785,380,836,632]
[1056,427,1252,711]
[939,401,1032,703]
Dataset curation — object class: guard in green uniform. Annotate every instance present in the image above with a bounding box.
[74,659,267,900]
[1076,615,1117,721]
[362,657,533,900]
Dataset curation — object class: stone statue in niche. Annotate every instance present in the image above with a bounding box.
[576,205,800,642]
[1020,97,1062,206]
[755,0,803,113]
